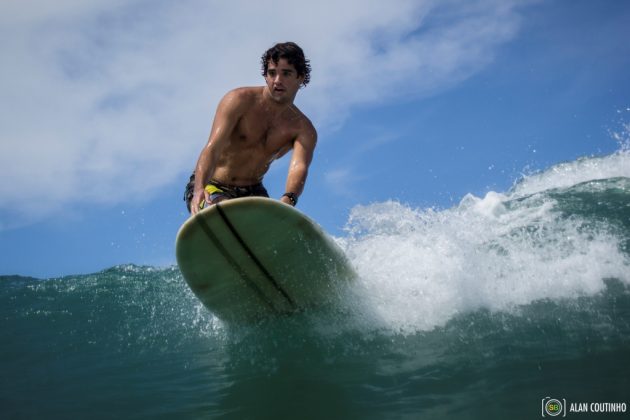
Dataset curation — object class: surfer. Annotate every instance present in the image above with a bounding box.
[185,42,317,215]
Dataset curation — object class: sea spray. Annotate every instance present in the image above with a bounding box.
[339,150,630,335]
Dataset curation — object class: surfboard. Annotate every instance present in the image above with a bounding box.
[175,197,356,323]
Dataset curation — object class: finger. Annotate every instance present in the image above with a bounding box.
[192,196,201,215]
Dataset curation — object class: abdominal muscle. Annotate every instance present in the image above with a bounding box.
[211,142,280,186]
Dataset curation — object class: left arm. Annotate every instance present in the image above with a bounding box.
[281,123,317,206]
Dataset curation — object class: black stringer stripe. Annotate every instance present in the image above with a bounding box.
[216,203,297,310]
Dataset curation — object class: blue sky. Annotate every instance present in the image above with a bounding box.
[1,0,629,278]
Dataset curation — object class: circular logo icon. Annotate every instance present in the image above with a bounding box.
[545,399,563,417]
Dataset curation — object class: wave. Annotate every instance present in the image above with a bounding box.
[3,150,629,420]
[340,150,630,333]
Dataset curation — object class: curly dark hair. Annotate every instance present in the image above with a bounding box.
[261,42,311,87]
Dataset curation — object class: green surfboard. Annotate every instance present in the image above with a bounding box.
[175,197,356,322]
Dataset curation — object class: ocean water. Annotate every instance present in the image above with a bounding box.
[2,150,630,419]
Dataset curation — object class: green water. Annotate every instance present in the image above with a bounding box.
[2,267,629,419]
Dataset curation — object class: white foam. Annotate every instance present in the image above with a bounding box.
[512,150,630,198]
[340,152,630,334]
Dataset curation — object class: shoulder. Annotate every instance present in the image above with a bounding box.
[218,87,262,110]
[292,109,317,145]
[223,87,263,101]
[295,109,317,140]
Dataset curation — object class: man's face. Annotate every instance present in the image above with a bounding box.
[265,58,304,103]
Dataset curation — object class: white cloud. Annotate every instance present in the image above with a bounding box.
[0,0,529,229]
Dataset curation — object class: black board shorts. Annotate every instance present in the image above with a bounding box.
[184,173,268,213]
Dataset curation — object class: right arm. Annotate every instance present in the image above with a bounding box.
[190,89,247,215]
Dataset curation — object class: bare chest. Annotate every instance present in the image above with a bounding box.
[232,108,300,153]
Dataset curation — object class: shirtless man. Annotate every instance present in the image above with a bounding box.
[185,42,317,215]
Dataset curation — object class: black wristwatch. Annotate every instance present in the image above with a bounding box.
[282,192,298,206]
